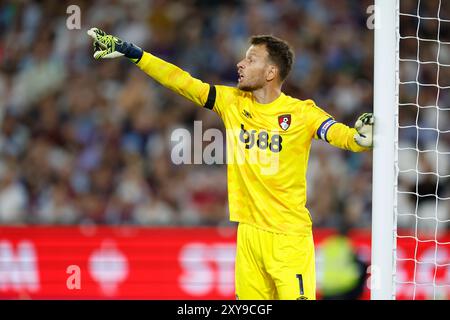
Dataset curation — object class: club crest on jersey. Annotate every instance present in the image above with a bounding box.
[278,114,291,131]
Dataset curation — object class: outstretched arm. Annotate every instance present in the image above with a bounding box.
[305,100,373,152]
[316,113,373,152]
[135,52,214,108]
[87,27,214,109]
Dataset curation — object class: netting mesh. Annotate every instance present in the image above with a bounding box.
[396,0,450,299]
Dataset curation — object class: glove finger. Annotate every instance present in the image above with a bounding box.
[102,51,125,59]
[87,27,107,42]
[93,50,124,60]
[355,114,366,127]
[93,41,105,51]
[93,49,109,60]
[362,114,373,126]
[87,28,100,41]
[359,113,369,122]
[94,40,107,50]
[359,113,373,125]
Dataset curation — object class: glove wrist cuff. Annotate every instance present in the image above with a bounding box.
[118,41,143,62]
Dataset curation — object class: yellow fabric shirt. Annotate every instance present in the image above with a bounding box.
[136,51,369,236]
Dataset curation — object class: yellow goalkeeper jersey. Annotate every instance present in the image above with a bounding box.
[136,52,368,236]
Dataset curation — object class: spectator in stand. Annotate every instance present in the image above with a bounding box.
[1,0,446,231]
[320,222,368,300]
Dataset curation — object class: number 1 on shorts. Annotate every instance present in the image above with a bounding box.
[296,274,304,296]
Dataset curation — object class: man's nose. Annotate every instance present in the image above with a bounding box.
[237,60,245,69]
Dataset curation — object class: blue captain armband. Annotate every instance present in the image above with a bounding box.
[317,118,337,142]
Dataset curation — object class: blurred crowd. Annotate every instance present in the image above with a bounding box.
[0,0,448,232]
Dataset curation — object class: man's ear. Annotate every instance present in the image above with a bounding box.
[266,65,278,82]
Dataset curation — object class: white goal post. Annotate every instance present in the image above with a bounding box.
[371,0,399,300]
[372,0,450,300]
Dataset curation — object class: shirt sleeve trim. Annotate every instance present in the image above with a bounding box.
[204,85,216,110]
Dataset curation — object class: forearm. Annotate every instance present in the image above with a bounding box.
[136,51,210,106]
[327,122,370,152]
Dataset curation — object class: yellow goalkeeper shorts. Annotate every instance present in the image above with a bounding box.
[235,222,316,300]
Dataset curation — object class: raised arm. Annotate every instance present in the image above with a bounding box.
[87,27,215,109]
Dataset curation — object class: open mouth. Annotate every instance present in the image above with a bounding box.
[238,73,244,82]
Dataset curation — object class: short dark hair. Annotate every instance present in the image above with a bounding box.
[250,35,294,82]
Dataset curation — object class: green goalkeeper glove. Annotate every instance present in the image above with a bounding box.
[87,27,143,63]
[353,113,374,148]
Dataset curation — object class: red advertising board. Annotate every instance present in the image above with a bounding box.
[0,226,448,299]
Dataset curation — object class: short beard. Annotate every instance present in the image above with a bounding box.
[237,82,262,92]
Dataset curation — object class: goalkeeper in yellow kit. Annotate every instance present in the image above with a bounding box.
[87,28,373,300]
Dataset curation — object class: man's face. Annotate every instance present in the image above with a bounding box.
[237,44,273,91]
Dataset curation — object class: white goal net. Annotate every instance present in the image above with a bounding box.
[396,0,450,299]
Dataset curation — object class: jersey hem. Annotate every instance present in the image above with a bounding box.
[230,218,313,237]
